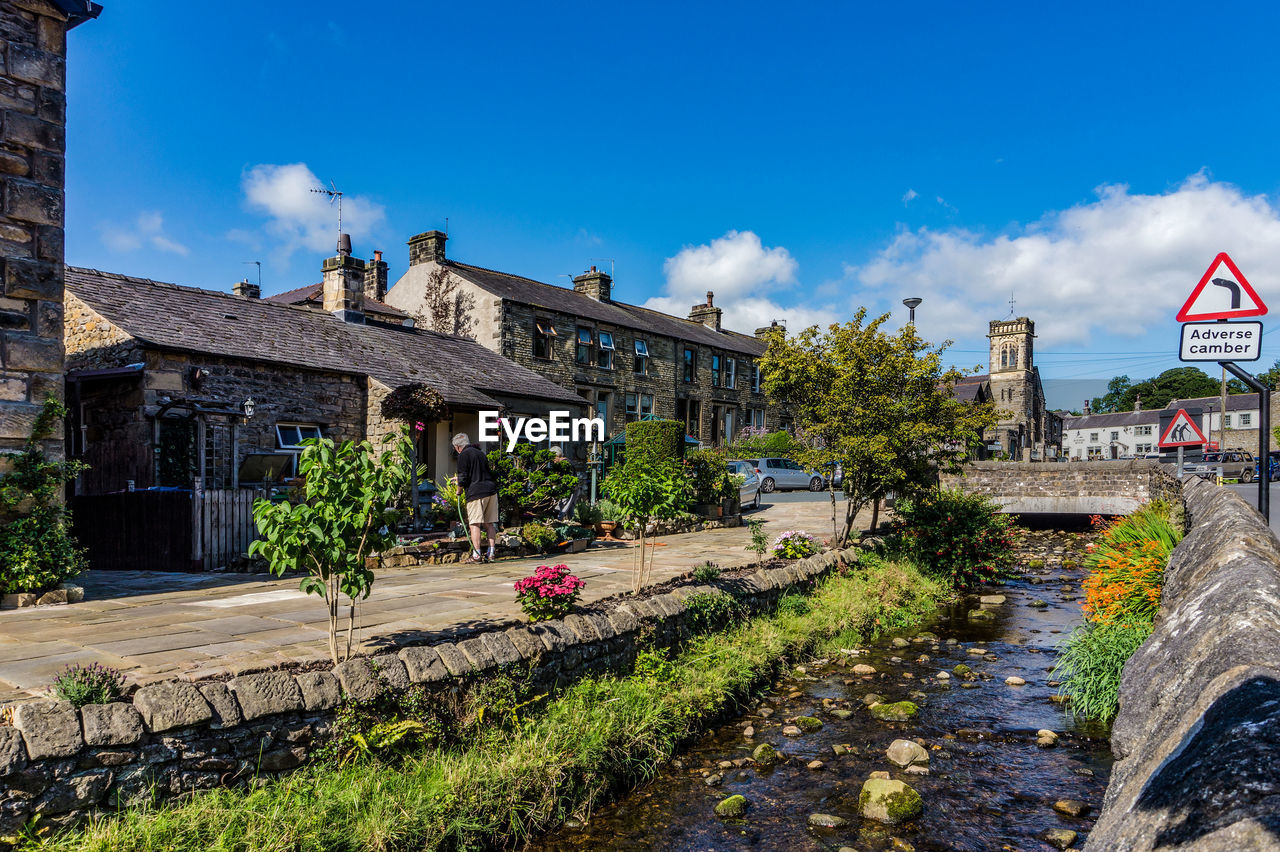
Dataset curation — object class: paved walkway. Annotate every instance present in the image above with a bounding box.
[0,499,858,704]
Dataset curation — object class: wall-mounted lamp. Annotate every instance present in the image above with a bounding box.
[242,397,256,418]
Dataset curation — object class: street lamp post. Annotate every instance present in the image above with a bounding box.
[902,297,923,324]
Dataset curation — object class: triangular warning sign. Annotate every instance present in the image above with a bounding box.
[1177,252,1268,321]
[1158,408,1208,448]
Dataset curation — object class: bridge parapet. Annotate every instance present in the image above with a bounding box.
[940,460,1181,515]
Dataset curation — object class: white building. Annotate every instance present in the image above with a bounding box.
[1061,394,1264,460]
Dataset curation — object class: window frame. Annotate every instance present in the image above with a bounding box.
[725,358,736,389]
[682,347,696,383]
[751,362,762,393]
[576,326,593,365]
[711,354,721,387]
[597,330,615,370]
[633,338,649,375]
[533,319,557,359]
[275,422,323,450]
[1240,413,1253,427]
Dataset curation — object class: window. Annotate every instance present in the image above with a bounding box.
[597,330,615,369]
[683,347,696,383]
[1135,425,1152,436]
[1087,446,1103,460]
[1110,431,1119,442]
[687,399,701,437]
[634,339,649,375]
[1240,413,1253,427]
[725,358,736,389]
[533,319,557,358]
[625,393,654,422]
[276,423,322,448]
[751,363,762,393]
[1000,343,1017,369]
[1089,432,1099,442]
[1224,414,1232,427]
[575,327,593,365]
[711,354,721,387]
[749,408,765,429]
[1137,443,1153,454]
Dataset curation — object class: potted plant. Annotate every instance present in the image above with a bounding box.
[595,499,622,539]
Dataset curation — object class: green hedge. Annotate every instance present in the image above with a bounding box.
[624,419,685,469]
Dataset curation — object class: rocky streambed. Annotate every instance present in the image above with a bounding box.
[529,527,1109,851]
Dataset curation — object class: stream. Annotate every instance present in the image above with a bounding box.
[530,527,1111,851]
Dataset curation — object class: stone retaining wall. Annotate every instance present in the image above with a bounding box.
[1088,478,1280,850]
[0,546,858,836]
[941,460,1180,515]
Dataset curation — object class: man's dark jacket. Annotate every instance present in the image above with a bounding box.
[456,445,498,501]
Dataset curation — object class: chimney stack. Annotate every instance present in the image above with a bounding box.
[407,230,448,266]
[689,290,722,330]
[572,265,612,301]
[364,249,388,303]
[755,319,782,339]
[233,278,260,299]
[1083,400,1092,415]
[1134,393,1142,412]
[322,233,366,322]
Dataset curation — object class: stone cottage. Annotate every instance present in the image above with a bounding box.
[382,230,780,446]
[63,242,585,497]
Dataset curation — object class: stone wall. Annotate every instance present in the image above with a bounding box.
[941,460,1180,515]
[0,1,81,458]
[1087,477,1280,850]
[0,545,859,834]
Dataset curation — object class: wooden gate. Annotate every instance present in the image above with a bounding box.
[71,488,265,572]
[194,488,263,570]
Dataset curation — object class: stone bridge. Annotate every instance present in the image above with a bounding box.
[941,460,1181,515]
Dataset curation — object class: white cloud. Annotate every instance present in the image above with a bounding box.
[241,163,385,257]
[645,230,830,334]
[848,173,1280,346]
[100,211,189,256]
[902,188,918,204]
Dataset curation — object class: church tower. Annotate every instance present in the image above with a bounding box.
[987,317,1041,458]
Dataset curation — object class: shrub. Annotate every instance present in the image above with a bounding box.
[519,522,557,553]
[513,564,585,622]
[49,663,125,707]
[685,449,735,504]
[745,519,769,565]
[773,529,819,559]
[595,499,622,522]
[893,488,1015,589]
[572,501,601,527]
[683,591,742,634]
[692,561,721,582]
[725,428,797,457]
[623,419,685,469]
[486,442,578,523]
[0,396,88,595]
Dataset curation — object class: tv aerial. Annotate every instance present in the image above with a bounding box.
[310,181,344,251]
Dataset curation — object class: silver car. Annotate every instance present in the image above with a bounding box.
[726,460,761,510]
[741,457,825,493]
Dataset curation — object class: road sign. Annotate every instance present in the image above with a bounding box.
[1179,320,1263,362]
[1159,408,1208,448]
[1177,252,1268,321]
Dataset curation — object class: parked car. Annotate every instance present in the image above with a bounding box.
[726,460,761,510]
[1254,454,1280,482]
[739,457,825,493]
[1183,450,1256,482]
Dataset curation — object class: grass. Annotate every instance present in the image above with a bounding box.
[1053,620,1153,724]
[38,556,943,852]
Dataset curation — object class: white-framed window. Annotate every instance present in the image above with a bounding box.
[597,330,615,370]
[725,358,736,389]
[1136,443,1154,454]
[1224,414,1232,427]
[276,423,322,449]
[750,408,765,429]
[1135,425,1152,436]
[752,363,762,393]
[634,339,649,375]
[1089,432,1099,442]
[1240,413,1253,427]
[1110,431,1119,441]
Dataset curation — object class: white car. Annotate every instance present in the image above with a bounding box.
[726,460,761,510]
[739,457,825,493]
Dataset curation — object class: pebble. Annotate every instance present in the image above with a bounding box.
[718,760,733,769]
[967,647,987,656]
[782,725,803,737]
[743,725,755,738]
[1053,799,1092,817]
[852,664,877,675]
[1029,599,1049,608]
[759,707,773,718]
[979,594,1006,604]
[936,671,951,680]
[1005,676,1027,686]
[807,759,824,770]
[869,770,890,780]
[905,764,929,775]
[1074,767,1095,777]
[807,813,849,829]
[892,637,910,648]
[862,692,886,705]
[704,773,722,787]
[1037,729,1060,748]
[960,682,979,689]
[916,655,930,663]
[829,708,853,720]
[713,794,748,818]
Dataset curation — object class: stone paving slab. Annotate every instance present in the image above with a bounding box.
[0,500,855,702]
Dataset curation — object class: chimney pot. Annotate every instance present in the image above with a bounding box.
[706,291,714,306]
[338,232,352,256]
[374,249,382,263]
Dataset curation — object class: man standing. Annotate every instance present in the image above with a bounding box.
[453,433,498,563]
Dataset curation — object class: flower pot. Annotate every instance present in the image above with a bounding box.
[693,502,722,519]
[596,521,618,538]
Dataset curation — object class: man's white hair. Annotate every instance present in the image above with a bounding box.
[451,432,470,449]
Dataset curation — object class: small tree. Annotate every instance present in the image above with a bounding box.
[602,459,690,592]
[249,430,412,665]
[0,396,87,594]
[486,442,578,522]
[420,266,475,338]
[761,310,996,544]
[745,518,769,566]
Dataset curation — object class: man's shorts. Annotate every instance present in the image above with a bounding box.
[466,494,498,525]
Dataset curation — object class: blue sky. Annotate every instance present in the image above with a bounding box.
[65,3,1280,409]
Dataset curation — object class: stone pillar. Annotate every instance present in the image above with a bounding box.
[0,1,98,455]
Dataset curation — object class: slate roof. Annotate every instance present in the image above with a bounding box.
[397,260,768,357]
[951,373,991,403]
[265,283,411,321]
[66,267,584,410]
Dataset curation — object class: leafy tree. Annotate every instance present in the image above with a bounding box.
[760,310,996,544]
[1089,375,1133,414]
[250,430,413,665]
[486,442,578,523]
[1227,358,1280,393]
[0,396,87,594]
[1093,367,1229,413]
[601,459,691,592]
